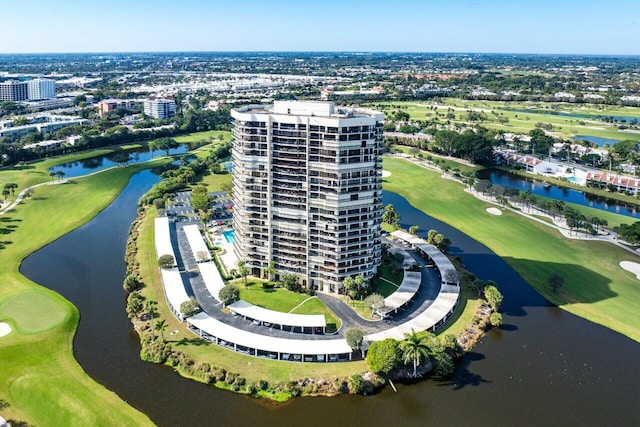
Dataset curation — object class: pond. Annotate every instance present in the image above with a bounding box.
[509,108,640,123]
[48,144,188,178]
[570,135,622,147]
[19,177,640,426]
[477,168,640,219]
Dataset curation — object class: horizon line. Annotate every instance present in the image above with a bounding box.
[1,50,639,58]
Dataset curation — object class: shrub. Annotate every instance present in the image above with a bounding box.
[433,352,455,376]
[123,274,142,293]
[365,338,401,376]
[140,337,171,364]
[219,285,240,306]
[489,312,503,327]
[348,374,364,394]
[153,198,165,210]
[225,372,238,385]
[281,273,302,292]
[158,254,175,269]
[126,291,144,319]
[180,298,200,318]
[211,367,226,383]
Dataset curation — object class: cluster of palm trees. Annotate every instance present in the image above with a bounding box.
[400,329,450,378]
[2,182,17,200]
[144,299,169,343]
[48,170,66,181]
[481,185,609,235]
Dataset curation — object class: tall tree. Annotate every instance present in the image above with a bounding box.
[483,285,503,311]
[264,261,277,281]
[401,329,431,378]
[155,319,167,343]
[344,327,364,354]
[382,204,400,227]
[237,260,250,289]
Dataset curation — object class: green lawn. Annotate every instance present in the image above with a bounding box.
[174,130,231,144]
[372,100,640,143]
[237,280,340,331]
[0,162,165,426]
[383,156,640,342]
[372,264,403,297]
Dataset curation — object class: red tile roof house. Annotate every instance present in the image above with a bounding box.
[586,172,640,195]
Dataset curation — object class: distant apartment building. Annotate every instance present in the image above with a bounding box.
[0,80,28,101]
[143,98,176,119]
[27,78,56,100]
[97,99,142,117]
[0,115,87,141]
[231,101,384,293]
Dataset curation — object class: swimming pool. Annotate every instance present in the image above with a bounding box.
[223,230,234,244]
[567,176,579,183]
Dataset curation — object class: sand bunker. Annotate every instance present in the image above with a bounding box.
[620,261,640,280]
[0,322,11,338]
[382,170,391,177]
[486,207,502,216]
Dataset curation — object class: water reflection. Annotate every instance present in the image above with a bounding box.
[48,144,188,178]
[477,169,640,219]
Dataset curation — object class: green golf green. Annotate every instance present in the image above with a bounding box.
[0,290,68,333]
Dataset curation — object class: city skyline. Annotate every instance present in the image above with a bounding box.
[2,0,639,55]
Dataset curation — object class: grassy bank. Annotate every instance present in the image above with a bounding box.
[383,156,640,342]
[0,162,168,425]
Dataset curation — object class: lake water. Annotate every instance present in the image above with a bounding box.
[477,168,640,219]
[570,135,622,147]
[48,145,188,178]
[510,108,639,123]
[19,177,640,426]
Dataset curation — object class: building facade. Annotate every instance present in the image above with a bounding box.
[27,78,56,100]
[231,101,384,293]
[98,99,142,117]
[0,80,28,102]
[143,98,176,119]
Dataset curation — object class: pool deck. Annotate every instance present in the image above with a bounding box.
[209,227,238,274]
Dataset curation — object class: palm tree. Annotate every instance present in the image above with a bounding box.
[155,319,167,343]
[264,260,276,282]
[55,170,65,181]
[6,183,17,196]
[144,299,157,323]
[342,276,355,301]
[401,329,431,378]
[49,171,55,181]
[237,260,249,289]
[354,274,366,296]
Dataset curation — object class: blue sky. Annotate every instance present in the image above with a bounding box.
[1,0,639,54]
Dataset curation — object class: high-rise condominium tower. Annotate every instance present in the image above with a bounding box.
[231,101,384,294]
